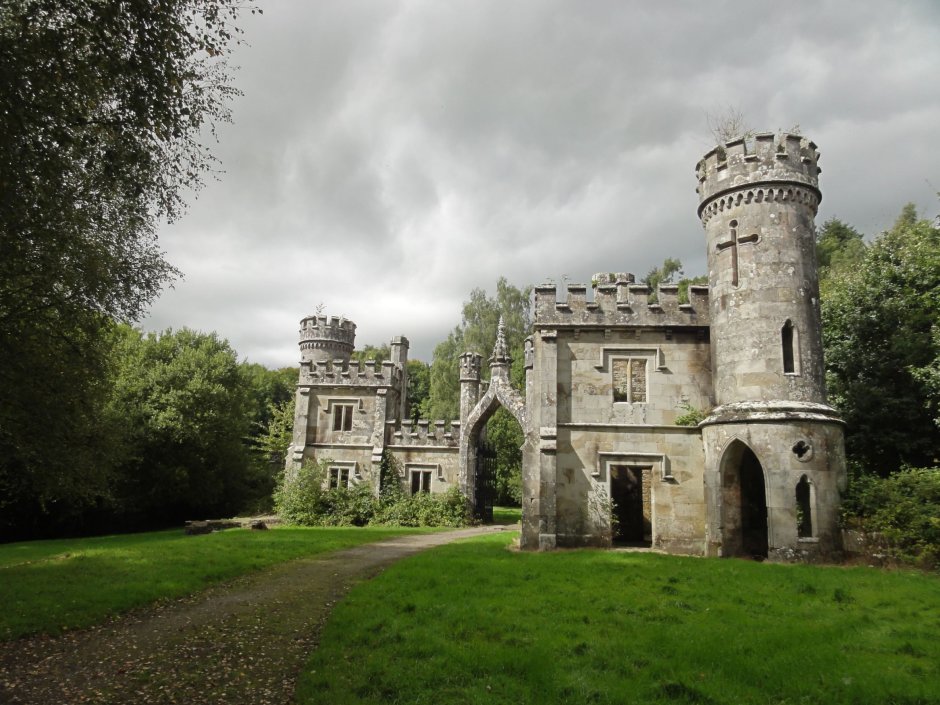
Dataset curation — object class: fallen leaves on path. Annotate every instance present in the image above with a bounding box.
[0,527,501,704]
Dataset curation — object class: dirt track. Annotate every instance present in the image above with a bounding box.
[0,526,505,704]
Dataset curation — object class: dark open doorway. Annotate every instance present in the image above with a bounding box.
[610,466,651,546]
[720,441,769,559]
[739,447,768,558]
[474,437,496,523]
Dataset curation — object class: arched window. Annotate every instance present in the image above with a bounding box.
[796,475,814,538]
[782,320,798,374]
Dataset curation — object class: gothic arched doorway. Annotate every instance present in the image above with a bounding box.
[474,430,497,523]
[460,389,527,524]
[719,440,769,558]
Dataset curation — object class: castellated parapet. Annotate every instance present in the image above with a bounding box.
[534,276,710,328]
[387,419,460,448]
[696,132,821,227]
[299,314,356,365]
[299,358,402,387]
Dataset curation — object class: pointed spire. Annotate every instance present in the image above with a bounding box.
[490,316,511,367]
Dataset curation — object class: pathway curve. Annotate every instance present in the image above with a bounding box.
[0,526,506,704]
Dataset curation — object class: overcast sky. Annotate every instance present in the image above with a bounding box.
[141,0,940,367]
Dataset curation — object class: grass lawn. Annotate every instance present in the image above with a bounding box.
[0,525,432,640]
[491,506,522,525]
[299,532,940,705]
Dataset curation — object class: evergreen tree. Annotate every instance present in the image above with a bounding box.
[425,278,532,506]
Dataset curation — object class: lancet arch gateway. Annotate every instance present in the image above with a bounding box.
[286,132,848,562]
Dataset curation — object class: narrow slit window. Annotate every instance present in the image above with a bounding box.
[782,320,797,374]
[796,475,813,538]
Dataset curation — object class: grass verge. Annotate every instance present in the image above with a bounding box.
[299,532,940,705]
[0,525,432,640]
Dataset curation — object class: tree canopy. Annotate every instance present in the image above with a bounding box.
[426,277,532,421]
[0,1,251,532]
[107,328,256,525]
[822,205,940,475]
[816,217,866,289]
[423,278,532,505]
[644,257,707,303]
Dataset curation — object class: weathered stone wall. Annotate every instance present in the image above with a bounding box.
[386,447,460,494]
[702,421,846,560]
[307,385,379,446]
[297,445,379,488]
[557,329,713,426]
[525,273,714,552]
[387,419,460,447]
[287,314,410,482]
[554,426,707,553]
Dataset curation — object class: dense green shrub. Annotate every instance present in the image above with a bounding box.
[841,467,940,568]
[272,461,332,526]
[274,459,471,528]
[373,486,471,527]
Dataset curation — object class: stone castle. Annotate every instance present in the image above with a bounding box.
[287,132,847,561]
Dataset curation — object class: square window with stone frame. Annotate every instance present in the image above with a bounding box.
[332,404,354,431]
[410,469,431,494]
[612,357,648,403]
[329,466,350,489]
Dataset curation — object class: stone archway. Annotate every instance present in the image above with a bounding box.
[718,439,769,558]
[458,373,527,516]
[457,318,529,520]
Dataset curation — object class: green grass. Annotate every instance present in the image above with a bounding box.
[491,506,522,525]
[0,525,431,640]
[299,532,940,705]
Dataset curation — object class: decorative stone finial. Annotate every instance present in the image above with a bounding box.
[490,317,511,365]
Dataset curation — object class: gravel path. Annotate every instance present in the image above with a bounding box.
[0,526,505,704]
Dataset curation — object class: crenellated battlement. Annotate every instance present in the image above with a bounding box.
[695,132,821,221]
[299,358,403,387]
[534,279,709,328]
[387,419,460,447]
[459,352,482,381]
[299,314,356,363]
[591,272,635,286]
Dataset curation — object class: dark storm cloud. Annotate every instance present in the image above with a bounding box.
[142,0,940,365]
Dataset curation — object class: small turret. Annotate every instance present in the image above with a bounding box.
[696,131,846,562]
[696,131,825,405]
[459,351,482,382]
[459,351,482,433]
[696,132,821,217]
[298,314,356,366]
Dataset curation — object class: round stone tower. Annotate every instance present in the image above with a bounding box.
[696,132,846,561]
[298,314,356,365]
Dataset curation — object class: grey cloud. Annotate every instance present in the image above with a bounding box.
[143,0,940,365]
